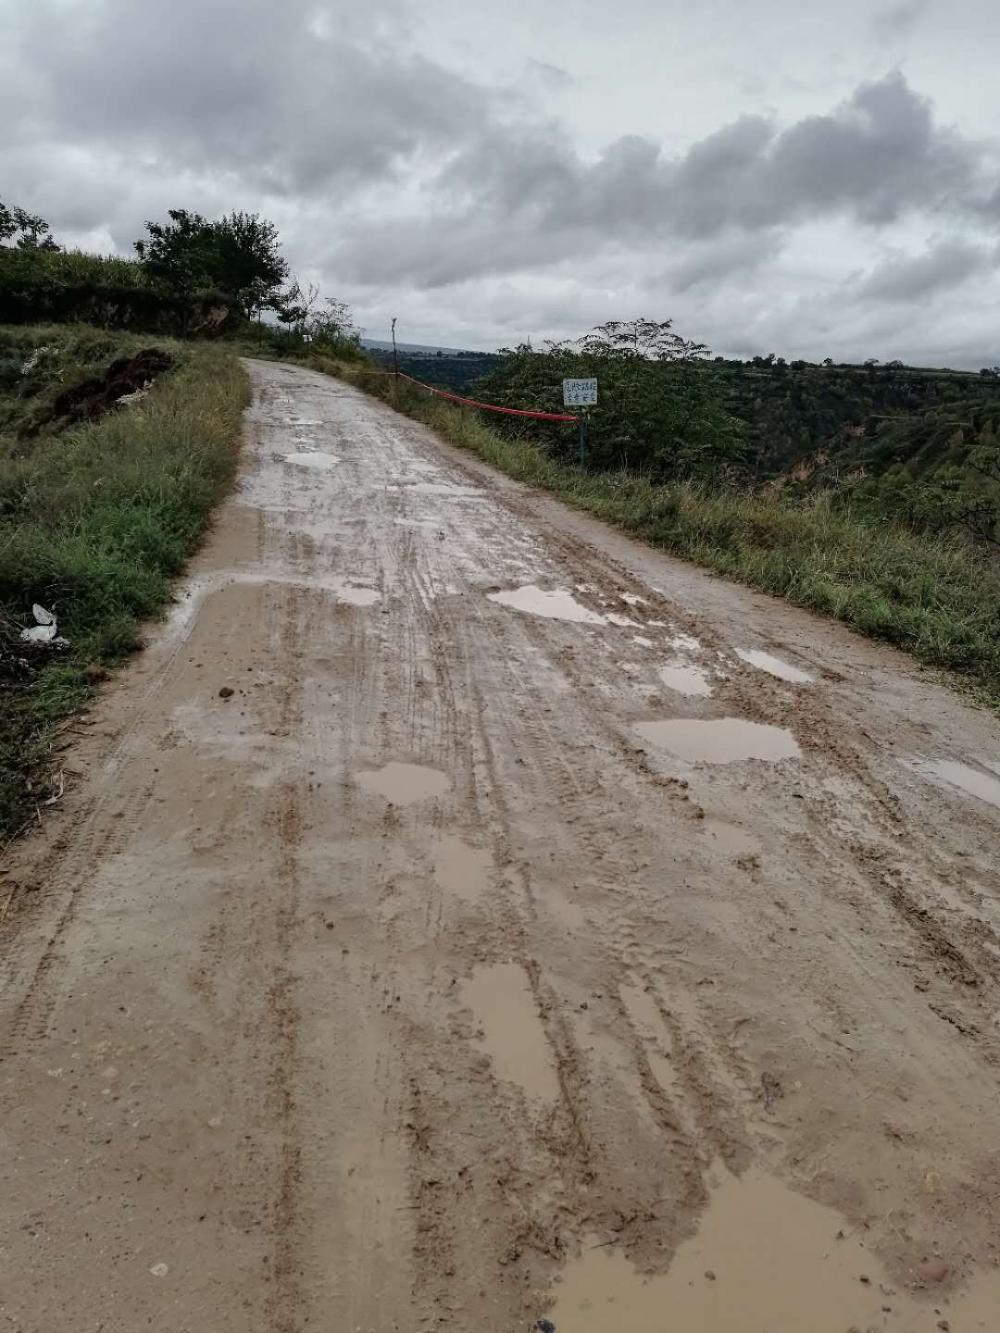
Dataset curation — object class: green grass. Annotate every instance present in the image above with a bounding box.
[325,359,1000,708]
[0,326,249,840]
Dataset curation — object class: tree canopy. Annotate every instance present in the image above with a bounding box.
[134,209,289,318]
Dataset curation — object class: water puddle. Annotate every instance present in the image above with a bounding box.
[355,761,450,806]
[736,647,814,684]
[329,579,381,607]
[548,1161,1000,1330]
[659,662,714,698]
[461,962,559,1102]
[488,586,606,625]
[914,759,1000,811]
[283,451,340,469]
[634,718,800,764]
[434,834,492,902]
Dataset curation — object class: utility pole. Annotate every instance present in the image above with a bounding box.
[390,317,399,387]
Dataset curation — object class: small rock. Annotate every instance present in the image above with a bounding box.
[859,1274,870,1284]
[218,686,234,699]
[149,1262,169,1277]
[535,1322,556,1333]
[916,1258,949,1284]
[938,1321,950,1331]
[704,1269,716,1281]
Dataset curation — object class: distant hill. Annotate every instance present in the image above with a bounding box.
[365,345,502,393]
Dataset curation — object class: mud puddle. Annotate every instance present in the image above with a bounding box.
[434,834,492,902]
[634,718,800,764]
[914,759,1000,811]
[549,1162,1000,1331]
[283,451,340,469]
[488,586,606,625]
[736,647,814,683]
[356,761,450,806]
[461,962,559,1102]
[659,662,714,698]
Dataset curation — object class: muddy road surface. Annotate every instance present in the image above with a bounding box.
[3,359,1000,1332]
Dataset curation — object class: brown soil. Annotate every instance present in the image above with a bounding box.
[36,347,173,432]
[2,359,999,1331]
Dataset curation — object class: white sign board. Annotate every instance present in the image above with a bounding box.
[562,377,598,407]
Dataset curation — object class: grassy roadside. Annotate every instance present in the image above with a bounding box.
[0,330,249,841]
[316,355,1000,709]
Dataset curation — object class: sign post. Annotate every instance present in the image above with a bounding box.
[562,378,598,467]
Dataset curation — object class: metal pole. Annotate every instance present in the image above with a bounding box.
[390,317,399,385]
[578,409,587,467]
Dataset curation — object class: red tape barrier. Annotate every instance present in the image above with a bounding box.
[387,370,579,423]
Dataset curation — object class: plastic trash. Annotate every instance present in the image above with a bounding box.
[20,604,68,646]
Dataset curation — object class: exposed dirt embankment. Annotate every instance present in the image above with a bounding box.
[39,347,173,431]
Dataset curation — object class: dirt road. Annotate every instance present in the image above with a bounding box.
[3,359,1000,1332]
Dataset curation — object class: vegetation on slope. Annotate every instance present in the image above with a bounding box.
[0,325,248,840]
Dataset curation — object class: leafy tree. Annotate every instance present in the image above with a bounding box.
[0,200,58,250]
[134,208,289,320]
[477,318,742,480]
[134,209,217,308]
[211,211,288,320]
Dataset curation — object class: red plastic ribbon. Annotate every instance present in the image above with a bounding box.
[392,371,579,423]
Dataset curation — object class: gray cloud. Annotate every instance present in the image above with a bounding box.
[859,240,993,301]
[2,0,1000,368]
[333,73,990,287]
[1,0,493,195]
[873,0,931,41]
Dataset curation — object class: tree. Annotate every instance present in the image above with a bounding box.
[311,298,357,343]
[274,278,321,331]
[0,200,59,250]
[134,209,217,306]
[134,208,289,320]
[211,211,289,320]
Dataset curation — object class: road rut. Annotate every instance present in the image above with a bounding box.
[2,358,1000,1331]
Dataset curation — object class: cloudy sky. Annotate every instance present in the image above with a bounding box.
[3,0,1000,364]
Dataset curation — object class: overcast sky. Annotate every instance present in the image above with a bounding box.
[3,0,1000,364]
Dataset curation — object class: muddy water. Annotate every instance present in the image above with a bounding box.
[283,451,340,469]
[434,834,492,902]
[461,962,559,1102]
[488,586,607,624]
[915,759,1000,811]
[355,761,450,805]
[658,661,714,698]
[736,647,814,683]
[635,718,801,764]
[549,1162,1000,1331]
